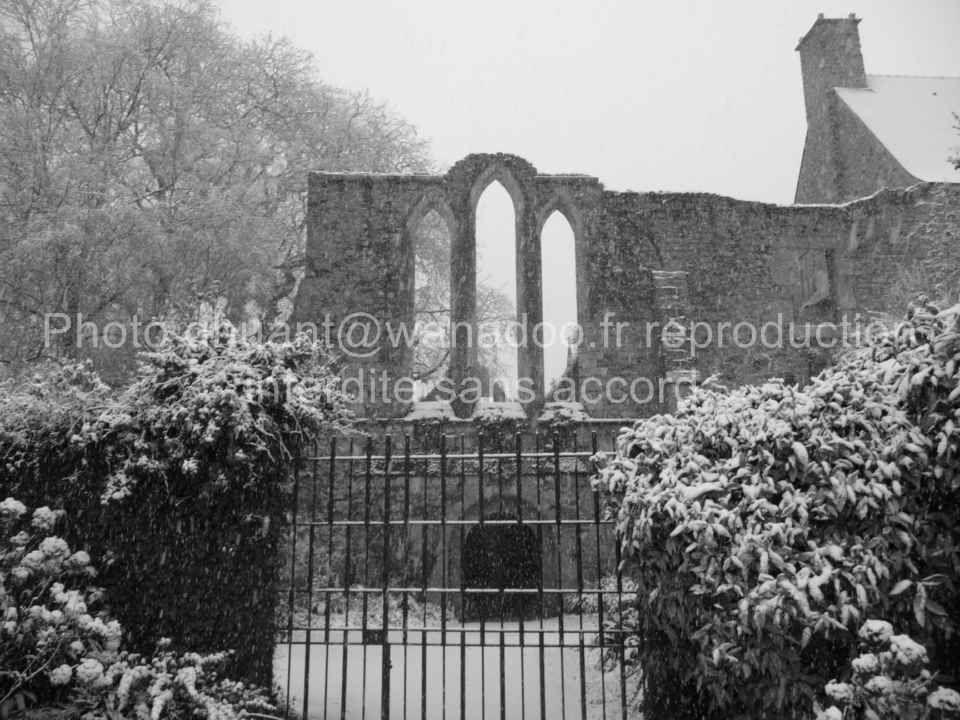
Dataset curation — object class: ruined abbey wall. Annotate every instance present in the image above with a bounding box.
[295,153,960,423]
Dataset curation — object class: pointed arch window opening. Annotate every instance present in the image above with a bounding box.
[540,209,580,400]
[474,179,520,402]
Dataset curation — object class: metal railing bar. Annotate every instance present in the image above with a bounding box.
[515,435,526,720]
[283,438,302,714]
[552,434,567,720]
[478,436,486,720]
[380,435,393,720]
[419,434,429,720]
[292,517,614,528]
[338,436,355,720]
[573,435,588,720]
[322,436,336,718]
[615,515,629,720]
[458,435,467,720]
[402,435,411,720]
[302,451,596,462]
[496,449,506,720]
[535,432,546,720]
[288,585,630,595]
[282,637,623,649]
[360,435,372,720]
[300,443,321,720]
[440,434,448,720]
[592,431,609,720]
[279,626,614,637]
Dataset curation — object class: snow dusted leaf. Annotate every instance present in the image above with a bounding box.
[914,583,927,626]
[791,441,809,469]
[889,579,913,597]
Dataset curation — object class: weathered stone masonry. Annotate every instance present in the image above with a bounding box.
[295,152,960,424]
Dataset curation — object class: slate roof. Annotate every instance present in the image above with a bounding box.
[835,74,960,183]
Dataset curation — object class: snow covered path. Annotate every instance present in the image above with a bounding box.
[275,615,631,719]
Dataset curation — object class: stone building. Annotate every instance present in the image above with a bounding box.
[796,13,960,203]
[294,14,960,433]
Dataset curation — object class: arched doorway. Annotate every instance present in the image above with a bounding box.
[462,514,541,620]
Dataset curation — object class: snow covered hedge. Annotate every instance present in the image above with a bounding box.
[0,330,350,685]
[593,299,960,720]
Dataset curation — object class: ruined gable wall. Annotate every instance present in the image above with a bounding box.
[296,152,960,424]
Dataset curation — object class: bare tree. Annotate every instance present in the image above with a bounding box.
[411,211,515,393]
[0,0,431,369]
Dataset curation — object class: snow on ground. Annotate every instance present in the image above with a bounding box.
[275,615,634,719]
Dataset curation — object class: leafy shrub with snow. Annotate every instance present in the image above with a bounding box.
[1,497,279,720]
[593,299,960,720]
[0,329,350,684]
[816,619,960,720]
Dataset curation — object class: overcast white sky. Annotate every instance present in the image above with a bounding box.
[216,0,960,390]
[216,0,959,202]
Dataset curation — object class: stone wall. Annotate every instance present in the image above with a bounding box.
[588,182,960,406]
[296,153,960,422]
[589,189,848,399]
[294,172,439,417]
[842,183,960,310]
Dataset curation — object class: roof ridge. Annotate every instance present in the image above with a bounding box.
[866,73,960,81]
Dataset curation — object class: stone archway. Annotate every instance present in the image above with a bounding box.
[461,514,541,620]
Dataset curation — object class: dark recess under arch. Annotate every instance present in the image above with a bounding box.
[462,513,541,620]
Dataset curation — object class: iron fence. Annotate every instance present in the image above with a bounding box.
[277,433,634,719]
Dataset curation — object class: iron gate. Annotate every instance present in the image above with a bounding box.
[278,433,634,719]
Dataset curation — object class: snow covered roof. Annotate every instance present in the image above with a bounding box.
[835,75,960,183]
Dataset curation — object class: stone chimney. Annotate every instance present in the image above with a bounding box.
[796,13,867,122]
